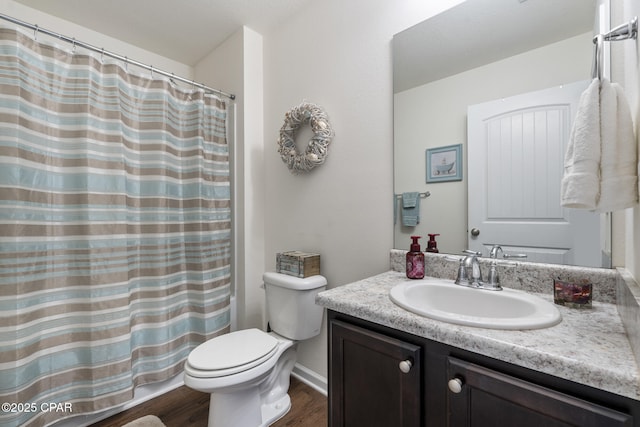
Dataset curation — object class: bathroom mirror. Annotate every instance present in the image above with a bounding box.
[393,0,612,268]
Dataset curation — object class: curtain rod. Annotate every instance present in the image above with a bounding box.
[0,12,236,100]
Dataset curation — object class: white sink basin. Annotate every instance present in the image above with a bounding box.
[389,278,561,330]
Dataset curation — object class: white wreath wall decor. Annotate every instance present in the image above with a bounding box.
[277,102,334,174]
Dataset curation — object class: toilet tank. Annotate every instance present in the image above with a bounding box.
[263,272,327,340]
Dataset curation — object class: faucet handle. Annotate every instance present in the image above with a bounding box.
[454,258,469,286]
[462,249,482,257]
[485,262,503,290]
[503,253,527,259]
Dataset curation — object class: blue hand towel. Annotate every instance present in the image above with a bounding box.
[401,192,420,227]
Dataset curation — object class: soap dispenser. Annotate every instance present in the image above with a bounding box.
[426,234,440,253]
[406,236,425,279]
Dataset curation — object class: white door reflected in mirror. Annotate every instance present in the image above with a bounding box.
[467,81,603,267]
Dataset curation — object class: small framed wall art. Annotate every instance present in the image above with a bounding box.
[426,144,462,183]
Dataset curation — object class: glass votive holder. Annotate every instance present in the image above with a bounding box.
[553,278,592,309]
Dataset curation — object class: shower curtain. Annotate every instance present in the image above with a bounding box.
[0,27,231,427]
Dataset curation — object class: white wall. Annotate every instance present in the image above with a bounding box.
[394,32,593,253]
[195,27,263,330]
[195,27,267,331]
[618,0,640,277]
[262,0,464,379]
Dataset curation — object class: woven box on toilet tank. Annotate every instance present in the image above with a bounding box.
[263,272,327,340]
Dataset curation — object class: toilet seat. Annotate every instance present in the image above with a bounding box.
[186,328,279,378]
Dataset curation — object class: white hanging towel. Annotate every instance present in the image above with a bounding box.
[561,78,638,212]
[561,79,601,210]
[596,79,638,212]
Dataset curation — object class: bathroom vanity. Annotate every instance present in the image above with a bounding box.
[317,254,640,426]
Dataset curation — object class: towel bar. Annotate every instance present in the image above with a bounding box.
[593,16,637,44]
[395,191,430,199]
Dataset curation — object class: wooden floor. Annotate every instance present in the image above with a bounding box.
[90,377,327,427]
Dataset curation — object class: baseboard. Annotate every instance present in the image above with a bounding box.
[291,363,328,396]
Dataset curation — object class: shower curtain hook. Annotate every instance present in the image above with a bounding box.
[100,48,104,62]
[71,38,76,54]
[33,24,38,40]
[150,65,153,79]
[124,56,128,71]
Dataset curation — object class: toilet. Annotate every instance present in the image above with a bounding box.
[183,272,327,427]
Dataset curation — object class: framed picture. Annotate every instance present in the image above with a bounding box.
[426,144,462,183]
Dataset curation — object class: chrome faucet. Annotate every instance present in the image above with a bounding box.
[489,245,503,259]
[486,246,504,291]
[455,246,530,291]
[485,245,528,291]
[455,246,529,291]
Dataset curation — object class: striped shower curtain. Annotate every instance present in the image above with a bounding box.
[0,27,231,427]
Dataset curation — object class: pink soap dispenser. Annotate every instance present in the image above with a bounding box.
[406,236,425,279]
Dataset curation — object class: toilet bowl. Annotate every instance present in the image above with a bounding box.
[183,272,327,427]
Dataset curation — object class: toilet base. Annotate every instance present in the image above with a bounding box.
[261,393,291,426]
[207,381,292,427]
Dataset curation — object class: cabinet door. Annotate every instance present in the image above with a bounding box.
[329,320,421,427]
[447,357,633,427]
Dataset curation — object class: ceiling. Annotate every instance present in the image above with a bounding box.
[393,0,596,92]
[13,0,598,87]
[14,0,314,65]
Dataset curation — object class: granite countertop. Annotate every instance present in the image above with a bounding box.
[316,270,640,401]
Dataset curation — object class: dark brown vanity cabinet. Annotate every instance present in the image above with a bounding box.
[329,318,422,426]
[328,310,639,427]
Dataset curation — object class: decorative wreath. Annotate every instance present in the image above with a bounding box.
[277,102,334,174]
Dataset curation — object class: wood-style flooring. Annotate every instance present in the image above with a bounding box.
[90,377,327,427]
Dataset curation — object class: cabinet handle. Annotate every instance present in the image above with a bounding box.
[399,359,413,373]
[448,377,463,393]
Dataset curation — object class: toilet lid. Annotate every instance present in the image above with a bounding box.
[187,328,279,371]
